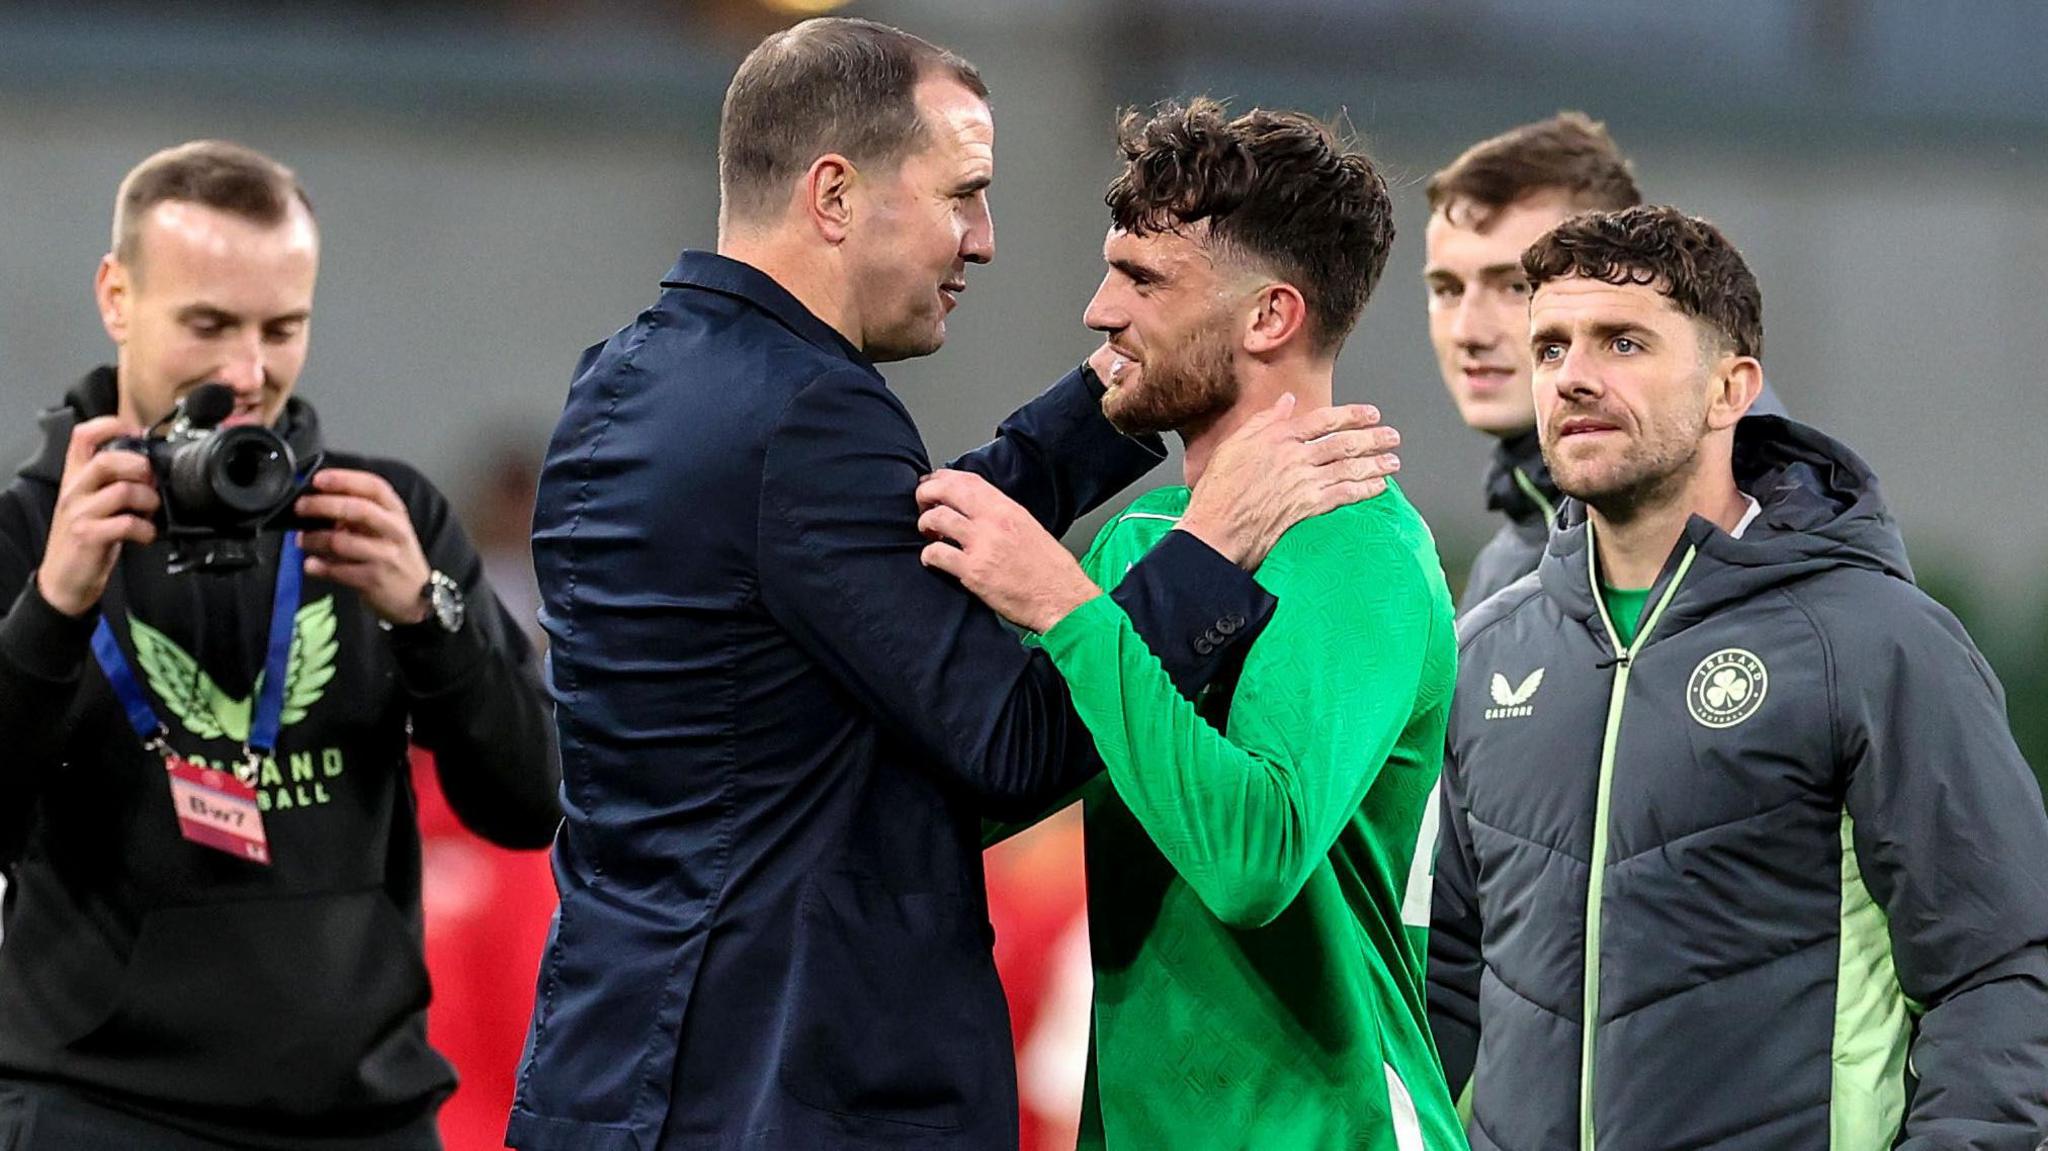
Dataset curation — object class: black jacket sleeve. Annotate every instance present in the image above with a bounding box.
[952,363,1278,693]
[1428,724,1483,1097]
[945,364,1165,535]
[1833,584,2048,1149]
[0,478,89,853]
[379,462,562,849]
[756,368,1272,819]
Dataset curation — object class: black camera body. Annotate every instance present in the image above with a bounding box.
[106,383,323,574]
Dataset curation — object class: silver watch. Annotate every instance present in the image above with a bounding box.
[420,569,465,634]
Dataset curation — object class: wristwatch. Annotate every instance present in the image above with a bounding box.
[418,569,466,634]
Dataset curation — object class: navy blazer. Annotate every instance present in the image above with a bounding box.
[510,253,1272,1151]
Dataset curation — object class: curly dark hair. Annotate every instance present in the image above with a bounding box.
[1523,205,1763,359]
[1105,98,1394,356]
[1426,111,1639,228]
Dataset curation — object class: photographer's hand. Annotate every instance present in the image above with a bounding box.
[38,416,159,618]
[295,469,433,625]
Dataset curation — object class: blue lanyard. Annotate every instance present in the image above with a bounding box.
[90,533,305,782]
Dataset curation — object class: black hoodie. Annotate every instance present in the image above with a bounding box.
[1431,416,2048,1150]
[1457,428,1559,616]
[0,369,561,1147]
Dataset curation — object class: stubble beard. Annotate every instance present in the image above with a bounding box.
[1102,318,1240,439]
[1549,391,1712,525]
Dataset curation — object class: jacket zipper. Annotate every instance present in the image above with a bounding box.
[1579,532,1697,1151]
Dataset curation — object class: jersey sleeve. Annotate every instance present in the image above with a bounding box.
[1037,508,1445,928]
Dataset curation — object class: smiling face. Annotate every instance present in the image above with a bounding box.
[1529,274,1723,513]
[842,74,995,363]
[1082,224,1248,437]
[1424,190,1579,438]
[95,198,319,429]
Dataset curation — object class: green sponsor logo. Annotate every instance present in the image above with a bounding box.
[129,596,339,743]
[129,597,347,810]
[177,748,349,811]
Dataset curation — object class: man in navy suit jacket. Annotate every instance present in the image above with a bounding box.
[510,18,1401,1151]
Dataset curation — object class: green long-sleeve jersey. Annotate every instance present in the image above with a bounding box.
[1036,482,1465,1150]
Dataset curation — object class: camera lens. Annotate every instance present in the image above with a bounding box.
[166,425,297,523]
[208,428,294,514]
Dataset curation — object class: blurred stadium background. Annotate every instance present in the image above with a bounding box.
[4,2,2045,1148]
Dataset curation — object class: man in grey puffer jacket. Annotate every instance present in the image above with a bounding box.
[1429,204,2048,1150]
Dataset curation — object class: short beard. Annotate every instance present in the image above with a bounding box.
[1565,440,1702,525]
[1549,383,1712,525]
[1103,318,1239,438]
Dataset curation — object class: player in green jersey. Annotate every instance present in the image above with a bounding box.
[917,99,1464,1150]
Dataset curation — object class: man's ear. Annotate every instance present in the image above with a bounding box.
[94,254,131,345]
[1243,282,1308,356]
[804,155,857,245]
[1707,352,1765,431]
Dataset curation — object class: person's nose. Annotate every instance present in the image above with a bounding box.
[1083,277,1125,337]
[1551,341,1602,401]
[216,333,266,401]
[961,200,993,266]
[1449,292,1495,353]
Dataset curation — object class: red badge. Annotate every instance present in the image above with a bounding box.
[165,756,271,865]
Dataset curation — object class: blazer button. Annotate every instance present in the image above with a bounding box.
[1217,614,1244,635]
[1194,636,1216,656]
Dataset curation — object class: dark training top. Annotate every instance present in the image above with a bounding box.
[0,368,561,1148]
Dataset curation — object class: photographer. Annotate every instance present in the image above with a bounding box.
[0,141,560,1149]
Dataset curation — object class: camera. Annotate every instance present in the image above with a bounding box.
[106,382,323,574]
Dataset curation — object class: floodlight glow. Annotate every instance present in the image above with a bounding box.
[759,0,855,13]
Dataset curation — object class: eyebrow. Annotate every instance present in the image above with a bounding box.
[174,304,310,326]
[1109,256,1162,284]
[1588,320,1650,344]
[1426,261,1526,284]
[1531,320,1650,348]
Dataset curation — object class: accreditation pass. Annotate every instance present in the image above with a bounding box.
[165,756,272,865]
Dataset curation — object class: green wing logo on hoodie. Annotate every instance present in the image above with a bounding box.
[128,597,340,743]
